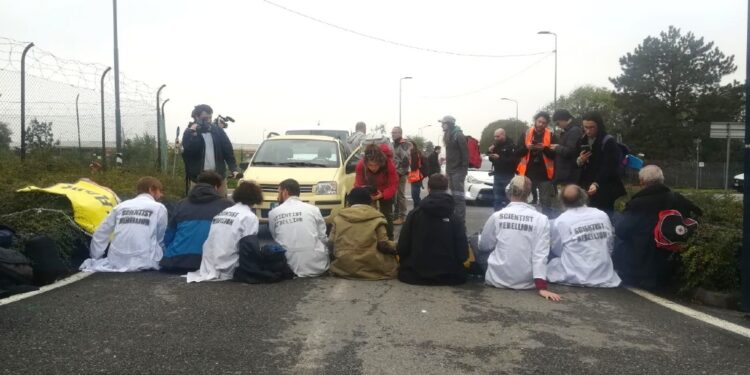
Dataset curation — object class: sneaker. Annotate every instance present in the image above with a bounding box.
[393,218,405,225]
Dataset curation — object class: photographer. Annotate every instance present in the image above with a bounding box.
[487,128,518,211]
[182,104,240,197]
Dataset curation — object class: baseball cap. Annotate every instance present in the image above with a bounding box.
[438,115,456,124]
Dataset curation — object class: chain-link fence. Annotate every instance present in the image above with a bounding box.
[0,37,160,170]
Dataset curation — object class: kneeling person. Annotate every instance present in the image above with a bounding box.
[397,174,468,285]
[479,176,561,301]
[269,179,329,277]
[547,185,621,287]
[80,177,167,272]
[329,187,398,280]
[186,181,263,282]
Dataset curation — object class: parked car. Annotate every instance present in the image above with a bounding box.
[734,173,744,192]
[285,128,349,144]
[240,135,359,224]
[465,158,495,205]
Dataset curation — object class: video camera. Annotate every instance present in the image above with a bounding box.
[214,115,235,129]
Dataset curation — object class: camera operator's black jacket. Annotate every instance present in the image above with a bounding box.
[182,124,238,182]
[488,139,518,177]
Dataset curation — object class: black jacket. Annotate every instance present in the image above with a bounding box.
[426,151,440,176]
[553,121,582,184]
[612,184,702,289]
[488,138,518,177]
[397,192,468,285]
[576,133,626,209]
[182,124,238,182]
[233,240,295,284]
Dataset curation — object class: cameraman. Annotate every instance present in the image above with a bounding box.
[182,104,239,197]
[487,128,518,211]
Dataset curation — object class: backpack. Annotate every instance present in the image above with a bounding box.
[602,135,631,177]
[653,194,698,252]
[466,136,482,169]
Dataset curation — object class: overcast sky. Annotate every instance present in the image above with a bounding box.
[1,0,746,145]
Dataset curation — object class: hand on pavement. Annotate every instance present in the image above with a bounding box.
[539,289,562,302]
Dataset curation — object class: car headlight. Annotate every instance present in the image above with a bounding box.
[466,175,482,184]
[315,181,338,195]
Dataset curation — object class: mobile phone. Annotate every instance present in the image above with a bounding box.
[580,144,592,152]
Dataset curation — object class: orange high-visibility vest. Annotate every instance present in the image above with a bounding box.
[516,128,554,179]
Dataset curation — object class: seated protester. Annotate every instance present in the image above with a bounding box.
[612,165,702,290]
[160,171,233,272]
[186,181,263,282]
[269,179,329,277]
[80,177,167,273]
[329,187,398,280]
[547,185,621,287]
[478,176,561,301]
[397,174,468,285]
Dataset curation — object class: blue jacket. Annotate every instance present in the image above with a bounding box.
[160,184,233,271]
[182,124,239,181]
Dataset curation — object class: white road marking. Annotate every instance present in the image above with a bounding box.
[0,272,93,306]
[628,287,750,339]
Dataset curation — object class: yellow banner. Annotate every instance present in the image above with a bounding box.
[17,179,120,234]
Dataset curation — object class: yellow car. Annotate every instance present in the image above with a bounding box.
[240,135,361,224]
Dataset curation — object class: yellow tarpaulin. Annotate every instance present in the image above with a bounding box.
[17,179,120,234]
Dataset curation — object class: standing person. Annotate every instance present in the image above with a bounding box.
[160,171,233,272]
[346,121,367,152]
[182,104,240,197]
[547,185,621,287]
[186,181,264,283]
[269,179,330,277]
[354,144,399,240]
[478,176,561,301]
[328,187,398,280]
[576,111,627,214]
[408,140,425,208]
[397,174,468,285]
[487,128,517,211]
[516,111,558,215]
[426,145,442,178]
[80,177,167,273]
[550,109,583,187]
[440,115,469,223]
[391,127,411,225]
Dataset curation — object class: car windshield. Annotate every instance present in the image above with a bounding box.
[285,130,349,143]
[252,139,339,168]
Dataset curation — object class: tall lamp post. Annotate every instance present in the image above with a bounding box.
[500,97,519,121]
[399,76,412,128]
[537,31,558,112]
[156,84,166,171]
[419,124,432,137]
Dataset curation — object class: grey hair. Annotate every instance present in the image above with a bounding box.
[506,175,531,200]
[561,185,589,208]
[639,165,665,186]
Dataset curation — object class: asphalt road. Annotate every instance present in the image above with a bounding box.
[2,204,749,374]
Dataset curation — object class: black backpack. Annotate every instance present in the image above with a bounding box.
[0,247,38,298]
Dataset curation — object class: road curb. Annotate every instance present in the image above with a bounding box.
[0,272,93,307]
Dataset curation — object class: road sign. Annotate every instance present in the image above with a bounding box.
[710,122,745,139]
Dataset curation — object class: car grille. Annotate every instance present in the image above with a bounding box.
[260,184,313,193]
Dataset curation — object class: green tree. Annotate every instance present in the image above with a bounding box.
[610,26,737,159]
[123,133,158,169]
[25,118,59,153]
[407,134,426,151]
[479,119,528,151]
[372,124,386,135]
[542,85,624,134]
[0,121,11,152]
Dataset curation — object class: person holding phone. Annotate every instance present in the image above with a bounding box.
[354,143,399,240]
[576,112,626,214]
[516,111,559,215]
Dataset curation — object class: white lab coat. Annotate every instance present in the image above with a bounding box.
[80,194,167,272]
[186,203,259,283]
[547,207,621,287]
[269,197,329,277]
[479,202,550,289]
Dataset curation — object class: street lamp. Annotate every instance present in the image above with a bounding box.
[419,124,432,137]
[537,31,558,112]
[500,97,519,121]
[399,76,412,128]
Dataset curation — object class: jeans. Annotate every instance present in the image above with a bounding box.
[378,198,394,240]
[411,182,422,208]
[532,179,556,216]
[395,174,408,220]
[447,170,467,223]
[492,174,512,211]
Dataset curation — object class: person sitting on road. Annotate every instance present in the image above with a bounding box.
[397,174,468,285]
[612,165,702,290]
[160,171,233,273]
[80,177,168,273]
[269,179,330,277]
[478,175,561,301]
[328,187,398,280]
[186,181,264,282]
[354,143,399,240]
[547,185,621,287]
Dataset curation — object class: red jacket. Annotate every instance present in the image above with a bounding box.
[354,144,398,201]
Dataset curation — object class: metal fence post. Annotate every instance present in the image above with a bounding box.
[20,42,34,161]
[100,67,112,169]
[160,98,170,172]
[156,84,166,171]
[75,93,81,153]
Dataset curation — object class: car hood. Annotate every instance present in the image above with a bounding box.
[467,170,493,184]
[243,166,338,184]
